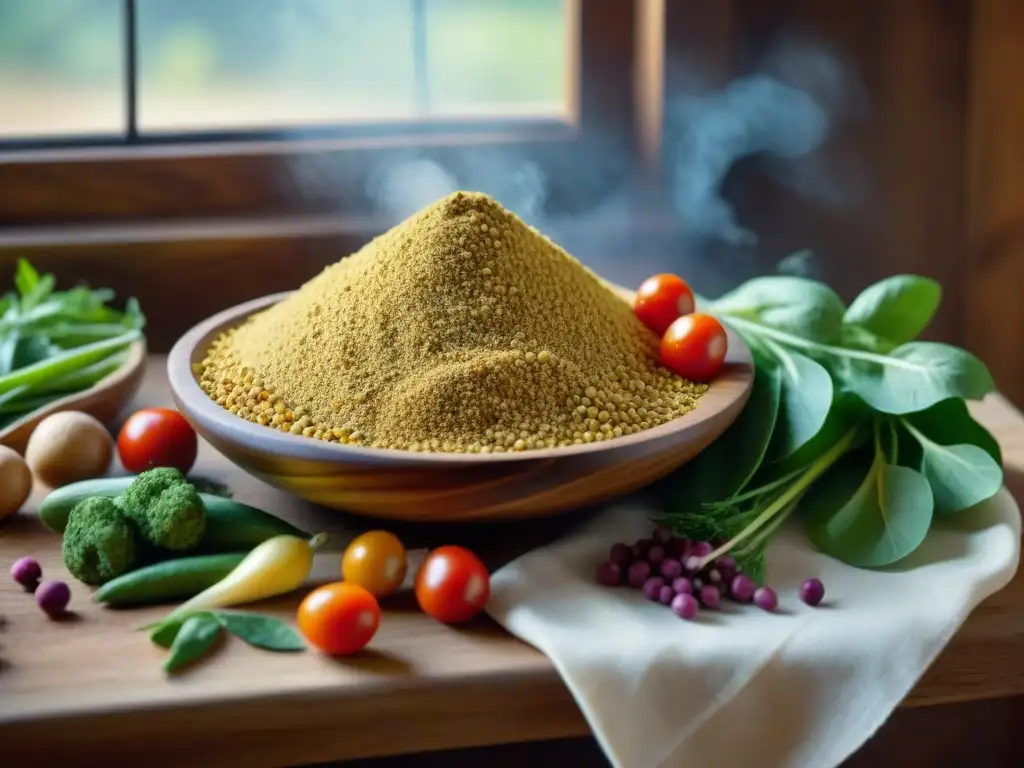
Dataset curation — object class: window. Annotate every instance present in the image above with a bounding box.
[0,0,571,143]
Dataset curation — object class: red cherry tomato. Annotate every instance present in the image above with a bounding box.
[415,545,491,624]
[297,582,380,656]
[633,274,696,336]
[117,407,198,474]
[660,313,728,382]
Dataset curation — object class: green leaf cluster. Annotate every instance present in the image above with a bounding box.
[148,609,306,674]
[0,259,145,429]
[656,258,1002,575]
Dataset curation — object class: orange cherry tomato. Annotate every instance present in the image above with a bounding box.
[297,582,381,656]
[660,313,728,382]
[633,274,696,336]
[342,530,408,598]
[415,545,491,624]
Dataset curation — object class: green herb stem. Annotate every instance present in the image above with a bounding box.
[0,329,139,395]
[707,467,806,507]
[697,425,860,569]
[720,313,920,368]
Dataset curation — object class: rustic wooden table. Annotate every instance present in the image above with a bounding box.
[1,356,1023,767]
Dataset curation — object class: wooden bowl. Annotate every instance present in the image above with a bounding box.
[0,339,147,454]
[168,291,754,522]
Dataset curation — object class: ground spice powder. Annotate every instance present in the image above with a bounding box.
[197,192,708,453]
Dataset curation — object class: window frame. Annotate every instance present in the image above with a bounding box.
[0,0,652,227]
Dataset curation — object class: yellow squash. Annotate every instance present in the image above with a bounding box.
[165,532,328,621]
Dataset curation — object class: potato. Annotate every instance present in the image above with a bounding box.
[25,411,114,488]
[0,444,32,519]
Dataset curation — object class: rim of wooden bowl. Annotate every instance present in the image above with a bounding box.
[168,290,754,466]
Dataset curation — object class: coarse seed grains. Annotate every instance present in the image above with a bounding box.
[197,192,708,453]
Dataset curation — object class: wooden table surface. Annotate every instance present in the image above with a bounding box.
[2,356,1024,767]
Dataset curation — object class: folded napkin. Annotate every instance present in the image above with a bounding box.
[486,488,1021,768]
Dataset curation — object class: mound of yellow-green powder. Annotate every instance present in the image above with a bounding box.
[197,191,707,453]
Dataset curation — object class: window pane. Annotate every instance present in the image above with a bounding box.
[137,0,418,131]
[0,0,124,139]
[425,0,568,118]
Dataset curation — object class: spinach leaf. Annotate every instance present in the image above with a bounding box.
[843,275,941,346]
[904,397,1002,466]
[836,341,995,415]
[765,393,869,477]
[900,419,1003,516]
[710,275,846,343]
[659,354,781,509]
[757,339,833,458]
[801,443,933,568]
[214,611,306,652]
[163,613,223,674]
[150,619,183,649]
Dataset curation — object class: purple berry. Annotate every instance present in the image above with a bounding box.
[671,592,699,620]
[652,525,674,544]
[596,562,623,587]
[642,576,666,601]
[729,574,756,603]
[672,576,693,595]
[609,543,633,566]
[659,557,683,580]
[754,586,778,612]
[35,580,70,619]
[699,584,721,609]
[714,556,737,581]
[800,578,825,607]
[658,585,675,605]
[627,560,651,588]
[632,538,653,558]
[667,537,689,558]
[690,541,713,558]
[647,545,666,565]
[11,556,42,591]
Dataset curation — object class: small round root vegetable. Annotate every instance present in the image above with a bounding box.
[713,556,737,582]
[25,411,113,488]
[754,586,778,612]
[646,545,666,565]
[36,580,71,618]
[0,445,32,521]
[671,592,699,620]
[596,562,622,587]
[657,585,675,605]
[800,578,825,607]
[642,576,666,601]
[699,584,721,609]
[659,557,683,581]
[729,574,756,604]
[626,560,651,588]
[11,556,42,591]
[609,543,633,566]
[671,576,693,595]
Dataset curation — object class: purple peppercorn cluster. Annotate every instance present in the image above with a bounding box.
[596,526,826,620]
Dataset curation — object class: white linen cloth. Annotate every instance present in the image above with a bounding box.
[485,488,1021,768]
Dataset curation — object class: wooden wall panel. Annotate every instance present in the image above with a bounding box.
[966,0,1024,406]
[729,0,969,345]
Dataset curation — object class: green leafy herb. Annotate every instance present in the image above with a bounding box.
[163,613,223,674]
[0,259,145,428]
[900,419,1003,516]
[842,275,941,348]
[655,357,781,510]
[655,254,1003,576]
[146,609,306,674]
[214,611,306,651]
[801,425,934,567]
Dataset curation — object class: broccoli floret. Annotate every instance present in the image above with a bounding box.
[62,497,136,585]
[117,467,206,551]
